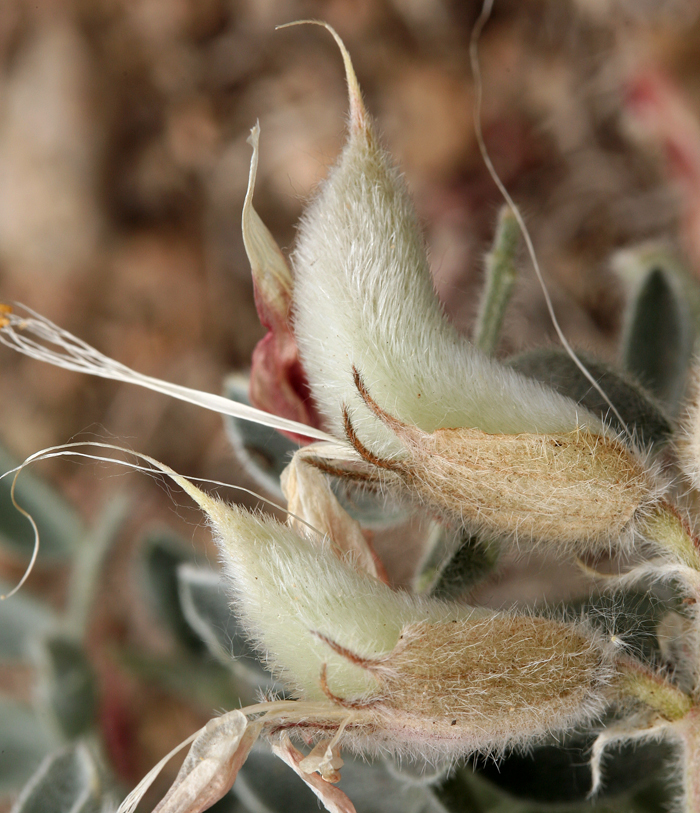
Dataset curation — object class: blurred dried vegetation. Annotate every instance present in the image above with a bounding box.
[2,0,700,801]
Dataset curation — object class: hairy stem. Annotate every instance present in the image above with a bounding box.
[474,205,520,356]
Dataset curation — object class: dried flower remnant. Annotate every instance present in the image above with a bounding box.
[242,123,321,440]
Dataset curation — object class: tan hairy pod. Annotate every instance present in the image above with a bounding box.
[164,471,617,760]
[312,369,656,548]
[320,614,615,757]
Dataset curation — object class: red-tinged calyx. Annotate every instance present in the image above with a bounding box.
[243,124,322,443]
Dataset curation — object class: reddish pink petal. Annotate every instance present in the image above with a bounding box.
[243,124,322,443]
[249,314,323,445]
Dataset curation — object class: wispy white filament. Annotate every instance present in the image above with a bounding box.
[0,304,337,443]
[469,0,631,440]
[0,440,325,600]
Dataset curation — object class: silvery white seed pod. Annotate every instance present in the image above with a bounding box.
[169,471,618,762]
[290,23,603,456]
[284,23,659,547]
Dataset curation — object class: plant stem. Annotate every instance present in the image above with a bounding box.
[474,205,520,356]
[677,709,700,812]
[641,503,700,572]
[619,658,693,721]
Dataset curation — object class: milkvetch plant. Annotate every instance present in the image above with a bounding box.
[3,11,700,813]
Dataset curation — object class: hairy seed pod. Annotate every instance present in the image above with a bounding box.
[332,371,656,546]
[171,473,616,760]
[290,23,605,461]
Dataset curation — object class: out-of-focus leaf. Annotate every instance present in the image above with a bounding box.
[235,747,443,813]
[474,204,520,356]
[9,743,103,813]
[117,647,244,711]
[435,759,671,813]
[67,495,129,638]
[0,445,85,561]
[508,348,672,449]
[0,579,53,661]
[35,635,97,739]
[621,266,694,411]
[0,700,58,794]
[141,529,204,654]
[575,589,676,664]
[177,564,279,693]
[224,374,298,499]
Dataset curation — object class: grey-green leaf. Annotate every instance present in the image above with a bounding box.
[508,347,672,449]
[0,579,53,661]
[0,445,85,561]
[621,266,694,412]
[35,635,97,740]
[177,564,278,691]
[10,743,103,813]
[141,529,205,654]
[0,700,59,794]
[473,734,673,806]
[414,525,498,600]
[223,374,299,499]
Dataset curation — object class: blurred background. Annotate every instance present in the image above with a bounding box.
[1,0,700,807]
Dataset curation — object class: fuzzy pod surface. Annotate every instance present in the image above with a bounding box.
[290,25,605,460]
[175,473,617,761]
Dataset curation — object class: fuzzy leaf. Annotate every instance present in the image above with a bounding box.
[508,347,672,449]
[0,445,85,561]
[35,635,98,739]
[622,266,694,411]
[9,743,102,813]
[0,579,53,660]
[0,700,58,793]
[66,495,129,638]
[177,564,278,692]
[142,530,205,654]
[224,374,299,498]
[474,205,520,356]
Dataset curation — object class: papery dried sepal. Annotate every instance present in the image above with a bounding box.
[281,447,386,581]
[152,711,258,813]
[272,736,357,813]
[242,124,321,440]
